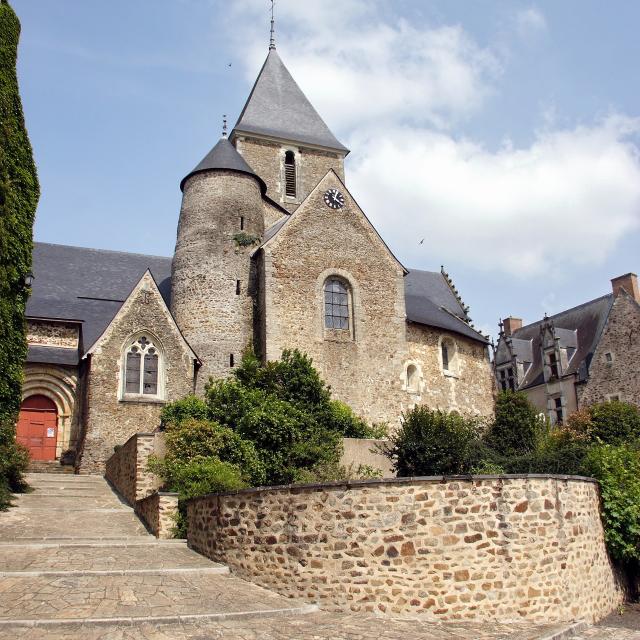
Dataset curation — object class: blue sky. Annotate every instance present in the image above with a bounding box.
[11,0,640,339]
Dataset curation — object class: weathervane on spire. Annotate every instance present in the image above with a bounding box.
[269,0,276,50]
[222,114,228,138]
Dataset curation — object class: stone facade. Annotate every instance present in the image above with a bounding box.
[187,476,623,623]
[104,432,163,504]
[26,320,79,348]
[234,136,345,213]
[79,272,195,473]
[578,291,640,406]
[135,491,179,539]
[407,324,494,416]
[172,170,264,392]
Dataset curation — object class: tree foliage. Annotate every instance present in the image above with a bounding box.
[0,0,40,508]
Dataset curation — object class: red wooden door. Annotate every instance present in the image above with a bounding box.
[17,395,58,461]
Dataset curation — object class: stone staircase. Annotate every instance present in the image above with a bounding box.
[0,473,316,636]
[27,460,75,474]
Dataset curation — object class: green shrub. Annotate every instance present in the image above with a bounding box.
[588,401,640,445]
[160,395,209,428]
[585,444,640,562]
[0,433,29,510]
[386,406,482,476]
[486,391,546,457]
[162,418,265,487]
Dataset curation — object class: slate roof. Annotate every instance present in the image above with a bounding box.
[27,244,487,368]
[404,269,489,344]
[495,294,614,389]
[27,243,172,354]
[180,137,267,192]
[27,345,80,366]
[231,50,349,153]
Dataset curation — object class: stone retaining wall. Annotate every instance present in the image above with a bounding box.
[187,475,623,623]
[135,492,179,539]
[104,432,163,504]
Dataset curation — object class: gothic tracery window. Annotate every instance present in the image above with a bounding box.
[324,278,350,330]
[123,335,162,398]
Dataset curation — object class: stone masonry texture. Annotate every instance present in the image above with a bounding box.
[235,136,346,212]
[187,476,624,623]
[172,170,264,393]
[26,320,79,348]
[578,292,640,406]
[259,171,493,425]
[135,491,179,539]
[79,272,195,473]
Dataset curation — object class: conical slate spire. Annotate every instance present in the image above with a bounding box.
[231,49,349,153]
[180,137,266,192]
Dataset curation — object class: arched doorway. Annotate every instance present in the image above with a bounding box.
[17,395,58,461]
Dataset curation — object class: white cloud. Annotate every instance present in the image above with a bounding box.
[228,0,501,131]
[226,1,640,277]
[349,116,640,275]
[515,7,548,38]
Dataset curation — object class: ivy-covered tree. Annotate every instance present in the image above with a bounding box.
[0,0,40,505]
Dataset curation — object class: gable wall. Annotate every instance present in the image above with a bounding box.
[577,293,640,407]
[406,324,494,416]
[235,136,345,213]
[262,175,403,425]
[78,274,194,473]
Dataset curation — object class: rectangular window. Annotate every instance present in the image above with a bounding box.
[236,280,241,295]
[441,343,449,371]
[554,397,563,424]
[240,216,244,231]
[324,279,350,330]
[229,354,235,367]
[143,354,158,395]
[125,351,141,394]
[548,352,559,378]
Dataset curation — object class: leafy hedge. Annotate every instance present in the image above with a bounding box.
[387,393,640,563]
[0,0,40,508]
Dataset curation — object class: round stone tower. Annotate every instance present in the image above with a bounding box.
[171,136,266,393]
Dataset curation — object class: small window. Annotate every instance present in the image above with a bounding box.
[547,351,559,378]
[607,393,621,402]
[230,354,235,368]
[605,352,613,364]
[554,396,563,424]
[236,280,241,295]
[284,150,296,198]
[406,364,420,393]
[441,342,450,371]
[123,335,162,398]
[240,216,245,231]
[324,278,350,330]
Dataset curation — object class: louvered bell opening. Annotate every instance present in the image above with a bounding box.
[284,151,296,198]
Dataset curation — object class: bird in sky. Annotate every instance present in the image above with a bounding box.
[419,238,424,245]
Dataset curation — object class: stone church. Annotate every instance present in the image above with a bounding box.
[19,44,494,473]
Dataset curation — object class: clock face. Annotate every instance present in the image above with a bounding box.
[323,188,345,210]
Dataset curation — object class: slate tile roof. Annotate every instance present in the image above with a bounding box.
[180,137,267,192]
[26,242,488,368]
[495,294,614,389]
[231,50,349,153]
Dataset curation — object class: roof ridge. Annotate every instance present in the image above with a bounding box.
[512,293,614,335]
[34,241,171,261]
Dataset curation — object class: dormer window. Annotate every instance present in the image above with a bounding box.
[284,150,297,198]
[498,366,516,391]
[546,351,559,379]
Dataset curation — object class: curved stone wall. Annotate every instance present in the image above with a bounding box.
[187,475,623,623]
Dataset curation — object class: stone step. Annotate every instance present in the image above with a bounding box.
[0,508,150,540]
[0,573,316,627]
[0,539,187,549]
[26,463,75,475]
[0,541,221,574]
[12,495,128,509]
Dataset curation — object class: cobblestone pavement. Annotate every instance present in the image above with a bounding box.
[0,473,629,640]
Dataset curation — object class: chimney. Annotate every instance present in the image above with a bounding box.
[503,317,523,337]
[611,273,639,303]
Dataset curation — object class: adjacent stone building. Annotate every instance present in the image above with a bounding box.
[20,44,493,473]
[493,273,640,422]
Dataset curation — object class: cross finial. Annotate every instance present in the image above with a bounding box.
[269,0,276,50]
[222,114,228,138]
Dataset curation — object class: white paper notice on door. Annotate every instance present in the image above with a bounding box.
[47,427,55,438]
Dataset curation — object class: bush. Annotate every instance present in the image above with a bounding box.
[585,444,640,562]
[0,434,29,510]
[588,401,640,445]
[486,391,546,457]
[160,395,209,428]
[387,406,482,476]
[162,418,265,487]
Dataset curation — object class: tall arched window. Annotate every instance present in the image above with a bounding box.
[440,336,458,376]
[284,150,296,198]
[122,335,163,398]
[324,277,350,330]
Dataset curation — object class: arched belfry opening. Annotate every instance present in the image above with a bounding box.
[284,150,297,198]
